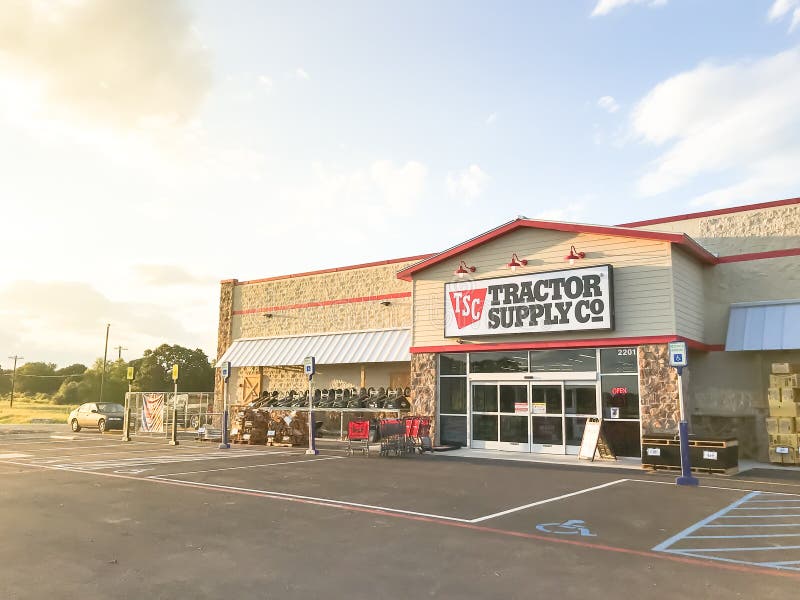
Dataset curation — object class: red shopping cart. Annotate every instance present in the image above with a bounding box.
[346,419,370,456]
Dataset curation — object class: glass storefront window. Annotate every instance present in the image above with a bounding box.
[472,385,498,412]
[470,351,528,373]
[440,353,467,375]
[603,421,641,457]
[440,415,467,446]
[601,374,640,419]
[472,414,498,441]
[532,385,562,414]
[500,416,528,443]
[532,417,563,445]
[600,347,638,373]
[564,384,597,415]
[530,349,596,372]
[499,385,527,413]
[439,378,466,414]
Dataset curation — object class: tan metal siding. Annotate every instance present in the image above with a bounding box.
[412,228,677,348]
[671,247,705,342]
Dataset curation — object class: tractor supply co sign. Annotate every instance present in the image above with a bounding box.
[444,265,614,337]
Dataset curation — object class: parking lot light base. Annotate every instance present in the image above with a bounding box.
[218,443,230,449]
[169,440,179,446]
[305,448,319,455]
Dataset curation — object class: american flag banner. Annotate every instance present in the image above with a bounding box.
[140,393,165,432]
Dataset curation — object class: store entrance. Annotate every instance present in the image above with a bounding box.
[470,381,599,455]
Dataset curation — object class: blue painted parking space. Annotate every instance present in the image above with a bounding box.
[653,491,800,572]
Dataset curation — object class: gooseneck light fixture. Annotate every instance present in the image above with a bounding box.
[564,245,586,265]
[454,260,476,278]
[506,253,528,272]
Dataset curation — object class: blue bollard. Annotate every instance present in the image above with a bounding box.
[676,420,699,486]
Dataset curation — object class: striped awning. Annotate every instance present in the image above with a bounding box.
[725,300,800,351]
[217,328,411,367]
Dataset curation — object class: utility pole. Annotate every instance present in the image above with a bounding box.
[114,345,128,361]
[99,323,110,403]
[7,355,24,408]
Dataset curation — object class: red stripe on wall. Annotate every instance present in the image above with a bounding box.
[618,197,800,228]
[410,336,724,354]
[231,254,434,286]
[717,248,800,264]
[233,292,412,315]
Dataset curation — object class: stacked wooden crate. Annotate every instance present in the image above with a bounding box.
[767,362,800,464]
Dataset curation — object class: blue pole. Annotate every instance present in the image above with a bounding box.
[676,421,698,486]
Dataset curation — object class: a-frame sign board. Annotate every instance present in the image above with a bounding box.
[578,417,617,462]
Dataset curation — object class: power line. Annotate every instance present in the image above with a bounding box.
[114,345,128,361]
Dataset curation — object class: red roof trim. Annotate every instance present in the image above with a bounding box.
[411,336,724,354]
[618,197,800,228]
[233,292,411,315]
[228,254,434,286]
[396,220,716,280]
[717,247,800,264]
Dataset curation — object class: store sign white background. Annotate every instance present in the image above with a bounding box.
[444,265,614,337]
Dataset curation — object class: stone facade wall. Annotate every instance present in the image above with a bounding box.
[638,344,681,435]
[233,260,418,340]
[697,204,800,254]
[214,280,236,410]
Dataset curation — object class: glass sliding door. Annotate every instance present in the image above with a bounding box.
[531,383,564,454]
[470,383,530,452]
[499,384,529,451]
[564,382,600,454]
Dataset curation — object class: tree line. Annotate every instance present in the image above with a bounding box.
[0,344,215,405]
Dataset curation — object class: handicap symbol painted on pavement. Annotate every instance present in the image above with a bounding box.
[536,519,596,537]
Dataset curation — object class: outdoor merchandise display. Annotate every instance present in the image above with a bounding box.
[228,386,412,445]
[766,362,800,464]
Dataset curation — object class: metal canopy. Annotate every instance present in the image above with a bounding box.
[217,328,411,367]
[725,300,800,351]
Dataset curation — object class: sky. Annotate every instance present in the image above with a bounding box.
[1,0,799,368]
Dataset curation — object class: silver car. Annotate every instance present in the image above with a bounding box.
[67,402,125,433]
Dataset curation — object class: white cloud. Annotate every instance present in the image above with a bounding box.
[591,0,667,17]
[276,159,428,228]
[0,0,211,128]
[446,165,491,201]
[486,113,497,125]
[257,75,273,90]
[597,95,620,113]
[630,46,800,206]
[133,265,216,287]
[768,0,800,32]
[533,200,589,222]
[296,67,310,80]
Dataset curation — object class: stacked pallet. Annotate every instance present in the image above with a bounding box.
[767,362,800,464]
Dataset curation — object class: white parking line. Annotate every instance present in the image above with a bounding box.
[151,456,344,477]
[470,479,629,523]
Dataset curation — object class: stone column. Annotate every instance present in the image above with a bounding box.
[410,352,437,439]
[215,279,237,411]
[638,344,680,435]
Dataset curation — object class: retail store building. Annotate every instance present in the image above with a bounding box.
[217,198,800,460]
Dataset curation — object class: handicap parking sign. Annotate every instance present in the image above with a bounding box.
[668,341,688,368]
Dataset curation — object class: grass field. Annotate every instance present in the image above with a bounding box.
[0,395,77,424]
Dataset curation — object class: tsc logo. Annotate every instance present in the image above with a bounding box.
[449,288,487,329]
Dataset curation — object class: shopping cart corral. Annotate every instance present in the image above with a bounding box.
[354,416,432,458]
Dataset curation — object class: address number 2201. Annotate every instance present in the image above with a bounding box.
[617,349,635,356]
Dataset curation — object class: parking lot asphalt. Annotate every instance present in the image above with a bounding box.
[2,428,800,599]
